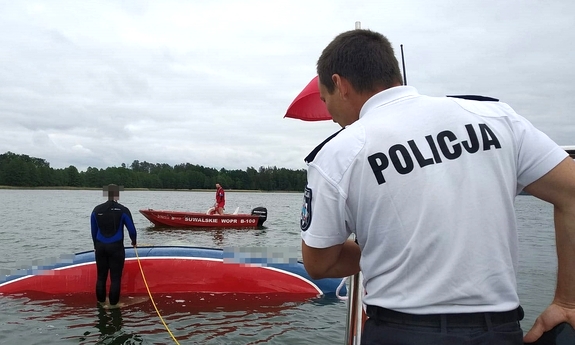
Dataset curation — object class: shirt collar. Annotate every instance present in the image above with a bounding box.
[359,86,419,119]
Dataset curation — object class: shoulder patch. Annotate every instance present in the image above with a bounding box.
[300,186,313,231]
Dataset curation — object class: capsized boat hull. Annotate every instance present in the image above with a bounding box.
[139,208,267,228]
[0,246,345,300]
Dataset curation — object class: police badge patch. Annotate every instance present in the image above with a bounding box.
[300,186,312,231]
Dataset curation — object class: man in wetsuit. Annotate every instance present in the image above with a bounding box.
[91,184,137,307]
[215,183,225,215]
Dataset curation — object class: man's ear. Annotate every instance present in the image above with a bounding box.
[332,74,350,100]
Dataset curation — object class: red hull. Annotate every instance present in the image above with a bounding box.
[139,209,264,228]
[0,246,346,311]
[0,258,320,296]
[0,246,346,313]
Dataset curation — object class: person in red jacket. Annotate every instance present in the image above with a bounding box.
[214,183,225,215]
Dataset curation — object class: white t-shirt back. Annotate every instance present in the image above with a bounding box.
[301,86,567,314]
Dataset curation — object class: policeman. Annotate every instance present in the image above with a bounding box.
[300,29,575,344]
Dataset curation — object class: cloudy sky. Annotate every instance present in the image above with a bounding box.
[1,1,573,172]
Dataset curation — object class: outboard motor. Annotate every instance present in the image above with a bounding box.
[251,207,268,227]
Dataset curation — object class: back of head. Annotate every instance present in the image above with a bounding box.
[317,29,403,94]
[103,184,122,200]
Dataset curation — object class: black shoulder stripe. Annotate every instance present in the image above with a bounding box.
[304,95,498,164]
[304,128,345,163]
[447,95,499,102]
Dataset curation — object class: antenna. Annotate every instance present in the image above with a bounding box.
[400,44,407,85]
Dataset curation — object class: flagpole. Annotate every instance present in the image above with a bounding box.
[400,44,407,85]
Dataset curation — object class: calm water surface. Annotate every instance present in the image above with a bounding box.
[0,190,558,344]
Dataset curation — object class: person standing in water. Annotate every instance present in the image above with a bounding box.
[91,184,137,307]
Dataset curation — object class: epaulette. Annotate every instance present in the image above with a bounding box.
[304,128,345,163]
[447,95,499,102]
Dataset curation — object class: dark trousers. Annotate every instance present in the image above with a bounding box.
[95,241,125,305]
[361,305,524,345]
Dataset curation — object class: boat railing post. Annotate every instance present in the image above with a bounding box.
[344,232,364,345]
[344,270,364,345]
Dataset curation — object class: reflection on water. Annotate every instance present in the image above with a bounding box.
[87,305,145,345]
[143,226,269,248]
[95,305,123,337]
[2,290,333,344]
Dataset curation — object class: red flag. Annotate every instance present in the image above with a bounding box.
[284,76,332,121]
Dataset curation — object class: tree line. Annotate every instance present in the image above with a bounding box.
[0,151,307,191]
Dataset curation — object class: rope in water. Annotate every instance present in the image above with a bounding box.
[134,247,181,345]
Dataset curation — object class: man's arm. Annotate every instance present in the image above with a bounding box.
[122,210,138,247]
[301,239,361,280]
[90,212,98,247]
[523,157,575,342]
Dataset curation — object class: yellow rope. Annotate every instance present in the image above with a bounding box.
[134,247,181,345]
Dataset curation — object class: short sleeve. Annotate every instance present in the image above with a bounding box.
[512,113,568,191]
[300,164,351,248]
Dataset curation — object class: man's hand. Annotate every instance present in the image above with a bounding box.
[523,303,575,342]
[523,158,575,343]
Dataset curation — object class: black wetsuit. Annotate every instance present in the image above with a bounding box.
[90,200,137,305]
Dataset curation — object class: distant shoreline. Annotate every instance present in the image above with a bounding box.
[0,185,299,193]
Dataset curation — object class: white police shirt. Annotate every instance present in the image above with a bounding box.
[301,86,567,314]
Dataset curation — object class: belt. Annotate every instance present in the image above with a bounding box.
[366,305,524,328]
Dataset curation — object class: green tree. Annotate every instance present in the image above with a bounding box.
[65,166,82,187]
[0,150,309,191]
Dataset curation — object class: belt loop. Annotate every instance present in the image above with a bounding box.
[440,314,447,333]
[484,313,493,331]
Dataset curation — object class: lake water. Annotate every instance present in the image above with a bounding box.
[0,190,558,344]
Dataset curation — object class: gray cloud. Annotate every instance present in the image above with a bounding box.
[0,0,573,172]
